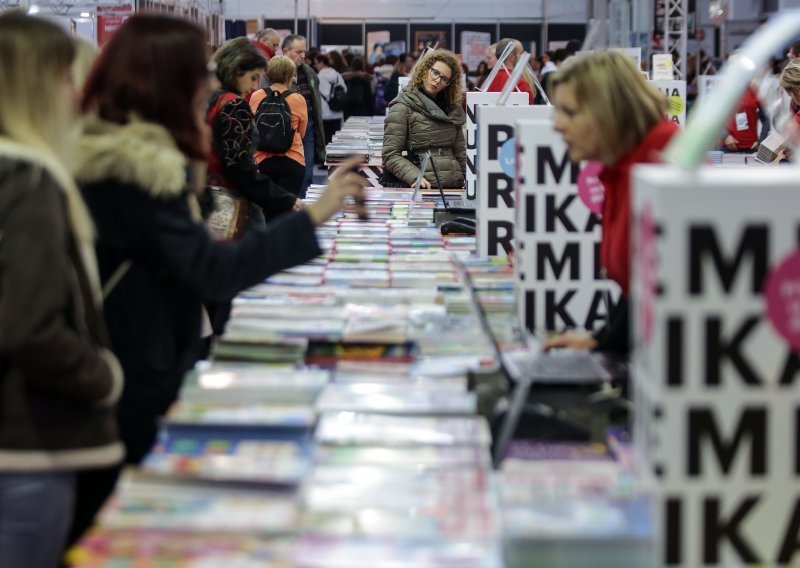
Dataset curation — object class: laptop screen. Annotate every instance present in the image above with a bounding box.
[452,258,532,468]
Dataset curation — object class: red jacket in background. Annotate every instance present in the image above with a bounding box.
[722,86,760,150]
[598,120,680,296]
[253,40,274,61]
[486,68,535,104]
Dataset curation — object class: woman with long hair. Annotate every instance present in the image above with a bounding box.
[0,12,124,566]
[315,53,347,145]
[68,13,365,543]
[546,51,678,353]
[382,50,466,188]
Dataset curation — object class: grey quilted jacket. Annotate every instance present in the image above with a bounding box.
[382,88,466,187]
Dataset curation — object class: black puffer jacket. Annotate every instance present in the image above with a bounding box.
[382,87,466,188]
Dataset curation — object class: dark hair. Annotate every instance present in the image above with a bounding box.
[329,50,347,72]
[565,39,582,55]
[315,53,331,67]
[282,34,305,51]
[554,48,568,63]
[791,39,800,56]
[213,37,266,94]
[344,52,355,66]
[385,54,398,66]
[373,42,383,50]
[351,57,365,72]
[82,14,208,159]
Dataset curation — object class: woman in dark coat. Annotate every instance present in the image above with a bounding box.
[68,14,365,544]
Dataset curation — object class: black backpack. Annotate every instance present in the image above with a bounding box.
[253,89,295,153]
[327,80,348,112]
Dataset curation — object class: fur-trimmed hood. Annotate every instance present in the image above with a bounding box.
[75,116,188,198]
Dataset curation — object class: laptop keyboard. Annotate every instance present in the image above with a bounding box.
[446,199,477,211]
[514,351,612,382]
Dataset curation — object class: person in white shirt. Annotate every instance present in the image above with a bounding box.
[314,53,347,145]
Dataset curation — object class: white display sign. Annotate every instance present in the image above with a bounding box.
[466,92,528,202]
[460,31,491,72]
[698,75,724,102]
[476,105,551,257]
[651,80,687,127]
[515,119,620,331]
[631,165,800,567]
[652,53,674,80]
[399,76,410,92]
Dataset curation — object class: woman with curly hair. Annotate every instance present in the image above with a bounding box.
[382,50,466,188]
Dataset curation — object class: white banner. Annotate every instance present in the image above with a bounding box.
[631,165,800,567]
[460,31,491,72]
[466,92,528,202]
[515,119,620,331]
[476,105,550,257]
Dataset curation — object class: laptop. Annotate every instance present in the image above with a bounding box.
[427,151,476,216]
[452,259,617,468]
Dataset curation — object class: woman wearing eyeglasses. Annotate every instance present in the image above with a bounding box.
[382,50,466,189]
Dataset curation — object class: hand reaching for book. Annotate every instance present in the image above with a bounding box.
[307,174,368,227]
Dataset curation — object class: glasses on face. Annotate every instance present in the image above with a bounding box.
[429,67,452,87]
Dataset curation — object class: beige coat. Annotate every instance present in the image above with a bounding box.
[382,88,466,188]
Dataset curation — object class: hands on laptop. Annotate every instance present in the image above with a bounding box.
[543,330,598,352]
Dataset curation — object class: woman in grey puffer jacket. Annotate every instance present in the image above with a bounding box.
[382,50,466,188]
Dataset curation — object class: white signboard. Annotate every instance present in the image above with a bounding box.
[466,92,528,202]
[398,76,410,92]
[476,105,551,257]
[631,165,800,567]
[652,53,674,80]
[515,119,620,331]
[651,80,687,127]
[460,31,491,72]
[698,75,724,102]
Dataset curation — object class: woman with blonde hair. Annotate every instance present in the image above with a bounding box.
[382,50,466,188]
[250,55,308,197]
[779,59,800,128]
[545,50,677,353]
[0,12,124,566]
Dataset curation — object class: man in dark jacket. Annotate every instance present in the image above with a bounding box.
[282,34,326,198]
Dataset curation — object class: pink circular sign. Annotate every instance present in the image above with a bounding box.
[765,248,800,350]
[577,161,605,216]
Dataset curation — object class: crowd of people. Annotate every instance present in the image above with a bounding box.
[0,11,366,567]
[3,8,800,567]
